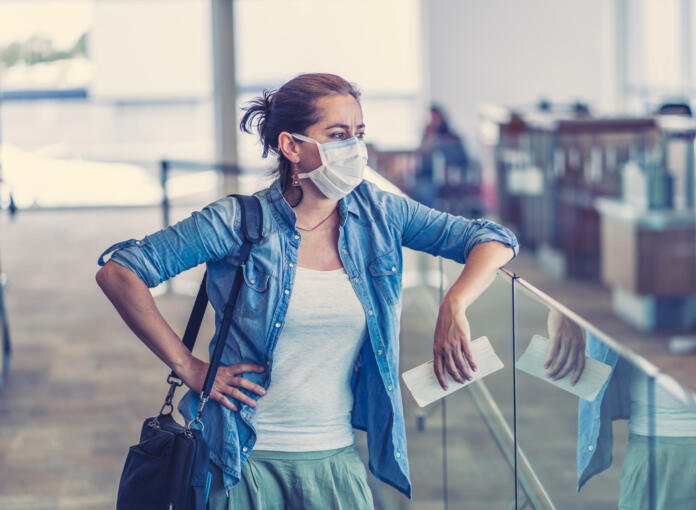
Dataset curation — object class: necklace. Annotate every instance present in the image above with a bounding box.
[295,206,338,232]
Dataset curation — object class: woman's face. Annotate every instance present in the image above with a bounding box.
[295,94,365,173]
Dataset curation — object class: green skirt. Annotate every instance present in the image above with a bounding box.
[619,433,696,510]
[206,445,375,510]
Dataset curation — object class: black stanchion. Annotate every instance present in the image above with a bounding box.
[157,159,243,296]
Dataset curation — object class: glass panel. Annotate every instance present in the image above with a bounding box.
[369,253,515,507]
[639,373,696,509]
[444,263,515,509]
[513,278,696,509]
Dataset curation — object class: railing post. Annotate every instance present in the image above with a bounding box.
[160,160,172,294]
[512,273,520,509]
[438,256,449,510]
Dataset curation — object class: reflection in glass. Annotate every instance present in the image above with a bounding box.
[560,313,696,510]
[617,367,696,509]
[513,279,690,509]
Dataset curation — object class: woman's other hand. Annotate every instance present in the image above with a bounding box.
[433,297,476,390]
[179,357,266,412]
[545,308,586,386]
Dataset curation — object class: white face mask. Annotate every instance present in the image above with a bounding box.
[292,133,368,200]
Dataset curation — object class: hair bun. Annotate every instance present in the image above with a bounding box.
[262,89,274,115]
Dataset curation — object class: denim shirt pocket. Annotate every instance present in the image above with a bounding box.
[368,249,401,305]
[234,260,271,318]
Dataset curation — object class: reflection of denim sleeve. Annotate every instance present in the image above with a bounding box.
[96,197,243,288]
[376,188,518,263]
[577,331,632,492]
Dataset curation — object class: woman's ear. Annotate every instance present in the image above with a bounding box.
[278,132,301,163]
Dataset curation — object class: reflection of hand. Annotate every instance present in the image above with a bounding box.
[545,309,586,385]
[433,297,476,390]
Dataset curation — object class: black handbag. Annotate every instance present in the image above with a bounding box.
[116,194,263,510]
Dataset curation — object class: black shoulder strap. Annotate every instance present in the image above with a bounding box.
[168,195,263,387]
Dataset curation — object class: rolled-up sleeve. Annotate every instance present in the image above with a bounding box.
[97,196,243,287]
[377,189,518,264]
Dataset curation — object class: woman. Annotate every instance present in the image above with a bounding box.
[96,73,518,509]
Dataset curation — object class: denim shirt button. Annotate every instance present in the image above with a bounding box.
[395,452,401,458]
[387,385,393,391]
[368,310,373,316]
[284,289,290,295]
[391,267,396,272]
[353,278,359,283]
[275,323,281,328]
[342,249,347,254]
[587,445,594,451]
[377,349,383,355]
[136,240,141,245]
[242,447,248,453]
[289,262,294,267]
[294,234,300,240]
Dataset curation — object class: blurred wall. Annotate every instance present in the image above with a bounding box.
[91,0,212,100]
[425,0,620,146]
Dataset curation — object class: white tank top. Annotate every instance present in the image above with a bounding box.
[253,265,367,451]
[628,368,696,436]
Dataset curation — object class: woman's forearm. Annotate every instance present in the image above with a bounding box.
[95,260,194,376]
[445,241,515,310]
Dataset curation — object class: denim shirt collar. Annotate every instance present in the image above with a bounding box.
[267,178,361,231]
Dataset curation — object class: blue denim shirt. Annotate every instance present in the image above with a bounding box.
[576,331,631,492]
[97,178,518,498]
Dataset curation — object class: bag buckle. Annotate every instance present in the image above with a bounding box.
[158,376,183,416]
[186,395,209,432]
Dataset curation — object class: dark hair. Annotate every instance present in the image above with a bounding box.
[430,104,453,136]
[240,73,361,203]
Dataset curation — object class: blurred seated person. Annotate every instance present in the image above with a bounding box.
[412,105,469,207]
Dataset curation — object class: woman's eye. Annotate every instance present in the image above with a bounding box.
[356,132,366,140]
[330,132,345,139]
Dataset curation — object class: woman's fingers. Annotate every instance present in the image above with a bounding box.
[555,342,578,380]
[570,350,586,386]
[442,351,463,384]
[209,364,267,410]
[231,376,266,397]
[544,335,562,369]
[546,337,570,378]
[230,363,266,375]
[224,386,259,408]
[451,346,472,382]
[434,330,475,389]
[433,353,448,390]
[463,341,477,372]
[212,391,238,412]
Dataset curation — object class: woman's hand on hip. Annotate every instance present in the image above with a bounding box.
[179,356,266,411]
[433,297,476,390]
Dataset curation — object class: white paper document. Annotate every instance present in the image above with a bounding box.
[516,334,612,402]
[401,336,504,408]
